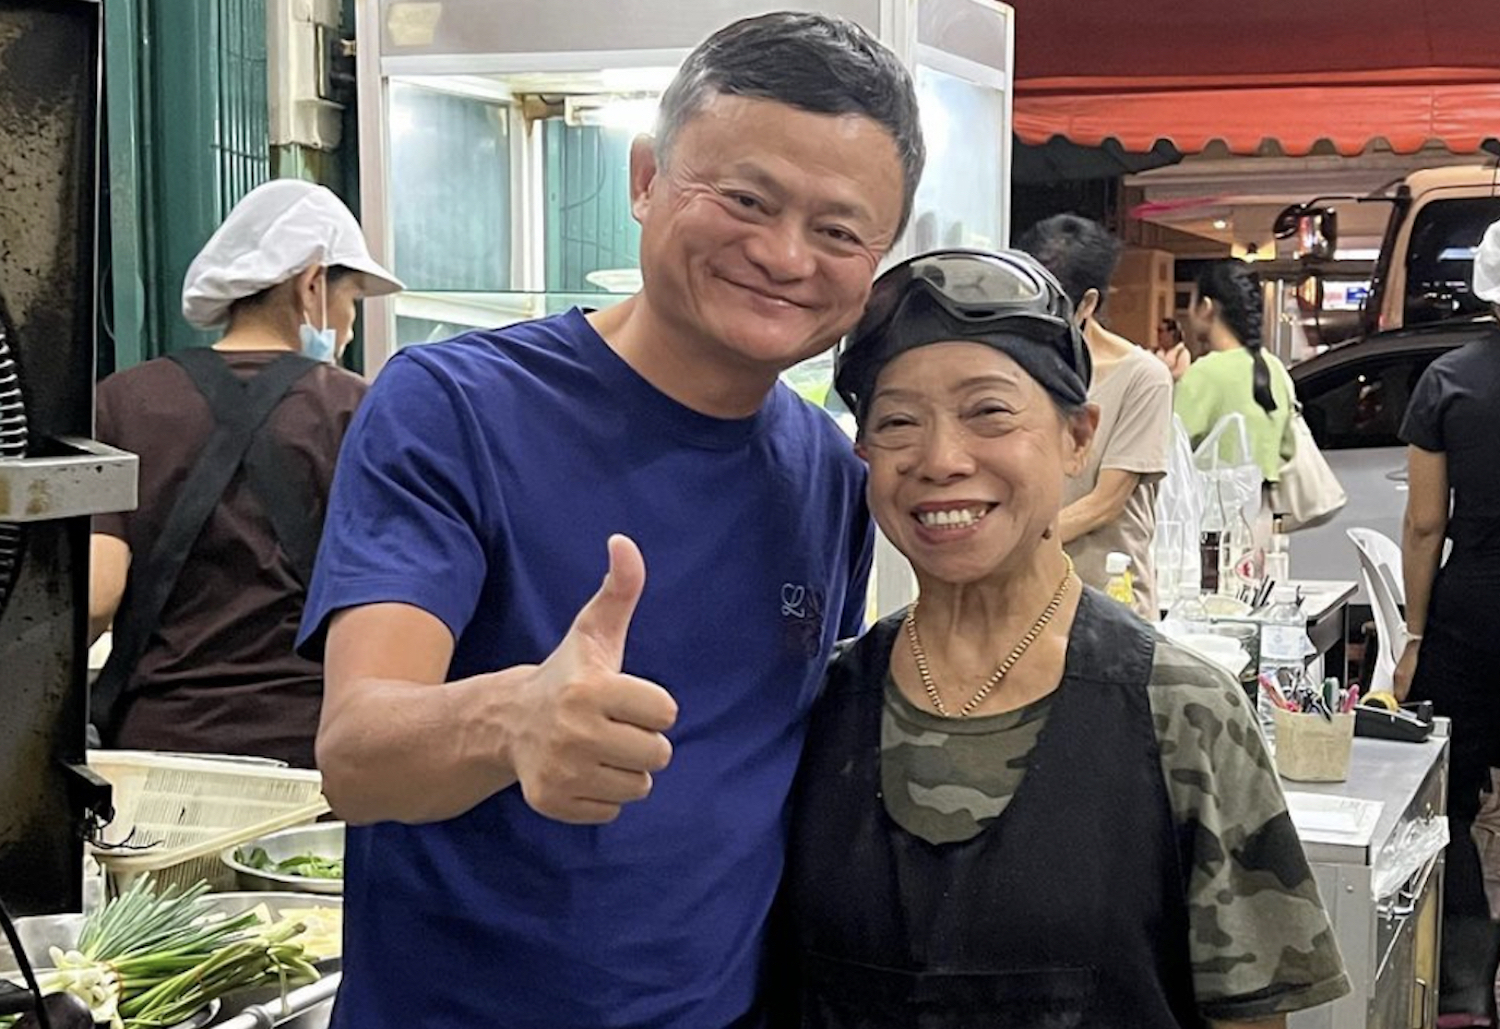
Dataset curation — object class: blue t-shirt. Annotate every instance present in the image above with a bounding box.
[300,309,873,1029]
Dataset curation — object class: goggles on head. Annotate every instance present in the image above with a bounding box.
[835,249,1090,419]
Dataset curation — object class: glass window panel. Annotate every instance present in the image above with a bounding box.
[388,81,512,291]
[907,64,1004,253]
[1298,349,1447,450]
[1403,196,1500,326]
[918,0,1009,74]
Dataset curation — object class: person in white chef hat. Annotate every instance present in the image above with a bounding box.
[182,177,404,361]
[1477,217,1500,316]
[1395,216,1500,1026]
[87,179,403,768]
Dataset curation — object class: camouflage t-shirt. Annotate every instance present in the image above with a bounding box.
[881,634,1351,1022]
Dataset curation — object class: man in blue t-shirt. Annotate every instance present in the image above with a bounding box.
[298,12,924,1029]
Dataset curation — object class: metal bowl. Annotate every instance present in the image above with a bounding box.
[221,822,344,895]
[0,912,86,972]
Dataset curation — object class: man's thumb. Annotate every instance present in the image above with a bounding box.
[567,534,646,668]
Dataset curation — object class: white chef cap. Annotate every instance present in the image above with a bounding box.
[1475,219,1500,306]
[181,179,404,329]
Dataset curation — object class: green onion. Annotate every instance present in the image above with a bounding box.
[3,876,320,1029]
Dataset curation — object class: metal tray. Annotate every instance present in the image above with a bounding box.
[221,823,344,896]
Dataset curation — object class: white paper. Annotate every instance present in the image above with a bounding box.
[1283,792,1384,846]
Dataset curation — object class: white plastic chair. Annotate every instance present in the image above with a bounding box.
[1348,528,1406,604]
[1347,528,1405,693]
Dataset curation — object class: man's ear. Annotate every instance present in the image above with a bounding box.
[1075,288,1100,325]
[629,136,661,224]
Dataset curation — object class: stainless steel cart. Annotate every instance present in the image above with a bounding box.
[1289,732,1449,1029]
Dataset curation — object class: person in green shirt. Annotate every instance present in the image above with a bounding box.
[1174,262,1294,483]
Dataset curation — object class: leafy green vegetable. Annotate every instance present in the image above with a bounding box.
[235,847,343,880]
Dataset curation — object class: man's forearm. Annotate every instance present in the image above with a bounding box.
[1059,472,1138,543]
[317,671,522,826]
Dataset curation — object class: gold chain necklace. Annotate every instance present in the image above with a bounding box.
[904,555,1076,718]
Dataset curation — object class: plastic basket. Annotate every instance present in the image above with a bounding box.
[87,750,329,893]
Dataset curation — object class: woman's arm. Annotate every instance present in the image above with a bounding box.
[89,534,131,644]
[1395,445,1449,699]
[1151,651,1349,1024]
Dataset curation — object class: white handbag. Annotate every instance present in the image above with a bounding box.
[1270,402,1347,532]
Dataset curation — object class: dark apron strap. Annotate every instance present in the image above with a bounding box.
[91,348,320,738]
[242,423,321,586]
[175,349,325,586]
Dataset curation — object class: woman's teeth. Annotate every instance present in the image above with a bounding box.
[917,507,990,529]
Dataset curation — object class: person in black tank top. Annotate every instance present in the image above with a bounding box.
[775,250,1347,1029]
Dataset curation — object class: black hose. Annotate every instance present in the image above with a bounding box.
[0,317,27,619]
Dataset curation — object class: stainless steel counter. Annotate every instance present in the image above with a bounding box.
[1289,734,1448,867]
[1287,732,1449,1029]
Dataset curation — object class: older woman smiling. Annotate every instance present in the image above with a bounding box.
[778,249,1349,1029]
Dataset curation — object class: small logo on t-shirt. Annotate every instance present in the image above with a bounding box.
[781,582,826,659]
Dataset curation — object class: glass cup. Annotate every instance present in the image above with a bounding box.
[1153,520,1188,608]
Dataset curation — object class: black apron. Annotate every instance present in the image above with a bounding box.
[92,348,322,739]
[781,590,1200,1029]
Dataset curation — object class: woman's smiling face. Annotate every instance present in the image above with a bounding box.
[859,342,1094,585]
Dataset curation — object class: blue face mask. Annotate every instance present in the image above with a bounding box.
[299,284,336,362]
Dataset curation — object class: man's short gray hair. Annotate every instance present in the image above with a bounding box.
[655,11,925,238]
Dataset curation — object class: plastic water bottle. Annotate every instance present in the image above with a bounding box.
[1104,552,1136,607]
[1258,585,1314,681]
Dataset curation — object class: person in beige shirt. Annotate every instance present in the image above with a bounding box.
[1021,215,1173,619]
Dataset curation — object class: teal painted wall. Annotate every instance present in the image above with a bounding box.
[102,0,275,369]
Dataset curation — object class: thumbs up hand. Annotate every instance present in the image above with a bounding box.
[506,535,678,824]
